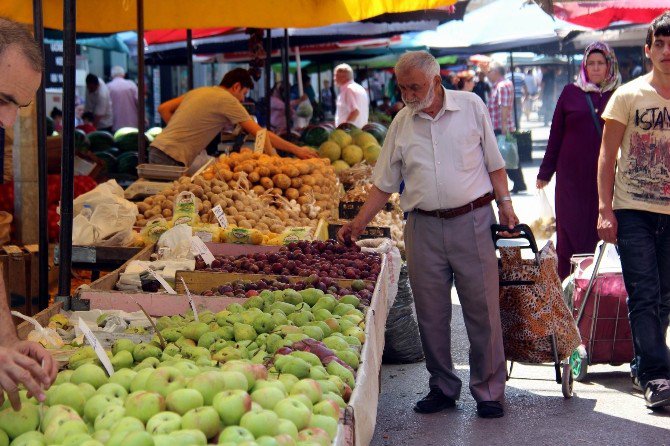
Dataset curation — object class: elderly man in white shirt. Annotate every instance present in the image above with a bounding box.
[334,63,369,128]
[338,51,518,419]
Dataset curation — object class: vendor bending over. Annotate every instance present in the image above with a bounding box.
[150,68,317,166]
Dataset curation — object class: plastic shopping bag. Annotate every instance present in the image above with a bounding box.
[530,189,556,240]
[496,134,519,170]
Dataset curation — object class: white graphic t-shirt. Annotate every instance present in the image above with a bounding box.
[602,74,670,215]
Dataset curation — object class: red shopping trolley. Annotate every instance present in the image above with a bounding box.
[568,242,634,381]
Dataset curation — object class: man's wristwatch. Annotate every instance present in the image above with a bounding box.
[496,195,512,205]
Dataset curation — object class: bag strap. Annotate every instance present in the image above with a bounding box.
[584,93,602,137]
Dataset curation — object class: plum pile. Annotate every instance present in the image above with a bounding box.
[201,276,375,306]
[196,240,381,282]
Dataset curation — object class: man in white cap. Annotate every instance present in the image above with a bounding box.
[107,65,139,132]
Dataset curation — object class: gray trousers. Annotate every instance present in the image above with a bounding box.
[148,146,184,166]
[405,204,506,402]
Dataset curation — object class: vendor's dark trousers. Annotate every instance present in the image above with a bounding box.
[616,209,670,387]
[404,205,506,403]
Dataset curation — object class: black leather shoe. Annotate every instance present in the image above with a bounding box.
[477,401,504,418]
[413,387,456,414]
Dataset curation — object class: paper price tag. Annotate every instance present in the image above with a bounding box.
[180,277,199,322]
[148,268,177,294]
[190,236,216,266]
[78,317,114,376]
[254,128,267,154]
[212,204,229,229]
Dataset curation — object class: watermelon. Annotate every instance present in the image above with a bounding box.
[117,151,139,175]
[74,129,90,152]
[88,131,115,151]
[362,123,387,145]
[93,151,118,173]
[301,125,331,147]
[146,127,163,139]
[106,147,121,157]
[337,123,359,133]
[113,127,146,152]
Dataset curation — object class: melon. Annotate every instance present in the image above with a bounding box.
[363,144,381,165]
[329,129,352,148]
[319,141,341,162]
[353,131,378,150]
[332,160,350,173]
[341,145,363,166]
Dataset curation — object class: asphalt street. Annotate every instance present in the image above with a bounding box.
[371,120,670,446]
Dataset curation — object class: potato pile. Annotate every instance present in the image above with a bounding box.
[202,150,340,211]
[340,183,405,251]
[135,151,340,234]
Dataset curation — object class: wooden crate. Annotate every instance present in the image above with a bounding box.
[16,301,64,340]
[0,244,45,323]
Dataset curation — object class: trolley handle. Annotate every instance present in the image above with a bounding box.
[491,223,539,253]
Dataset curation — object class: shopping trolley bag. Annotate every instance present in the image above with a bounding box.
[571,242,633,368]
[492,224,581,364]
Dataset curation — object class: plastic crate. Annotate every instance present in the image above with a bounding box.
[136,163,188,181]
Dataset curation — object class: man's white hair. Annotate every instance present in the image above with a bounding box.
[334,63,353,81]
[111,65,125,78]
[395,51,440,79]
[488,62,506,76]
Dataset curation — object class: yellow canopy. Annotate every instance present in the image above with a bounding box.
[2,0,457,33]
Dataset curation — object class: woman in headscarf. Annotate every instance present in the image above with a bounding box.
[536,42,621,279]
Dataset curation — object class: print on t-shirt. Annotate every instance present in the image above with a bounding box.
[626,128,670,204]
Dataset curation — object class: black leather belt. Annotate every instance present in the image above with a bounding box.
[415,193,494,220]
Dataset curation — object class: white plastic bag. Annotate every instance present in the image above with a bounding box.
[530,189,556,240]
[157,224,194,260]
[89,203,137,240]
[71,180,139,245]
[72,212,98,245]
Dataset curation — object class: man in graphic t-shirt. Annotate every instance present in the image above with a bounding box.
[597,11,670,410]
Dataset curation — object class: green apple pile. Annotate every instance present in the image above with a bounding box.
[0,287,366,446]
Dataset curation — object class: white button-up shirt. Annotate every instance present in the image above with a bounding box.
[373,88,504,212]
[335,80,370,129]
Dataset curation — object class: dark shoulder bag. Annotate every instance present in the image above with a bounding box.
[585,93,602,137]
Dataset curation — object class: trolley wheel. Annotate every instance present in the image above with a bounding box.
[569,349,588,382]
[561,363,573,398]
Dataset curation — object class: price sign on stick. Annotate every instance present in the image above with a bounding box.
[190,236,216,266]
[254,128,267,153]
[133,299,166,348]
[212,204,229,228]
[148,268,177,294]
[180,277,199,321]
[78,317,114,376]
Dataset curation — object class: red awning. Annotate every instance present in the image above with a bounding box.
[554,1,668,30]
[144,27,238,44]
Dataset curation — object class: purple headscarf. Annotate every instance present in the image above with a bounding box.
[575,41,621,93]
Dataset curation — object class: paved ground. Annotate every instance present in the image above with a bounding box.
[371,119,670,446]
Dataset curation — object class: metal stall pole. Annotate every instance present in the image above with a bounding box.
[264,29,272,129]
[282,29,291,136]
[186,29,194,90]
[33,0,50,310]
[56,0,77,307]
[509,52,519,131]
[317,64,322,103]
[137,0,147,164]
